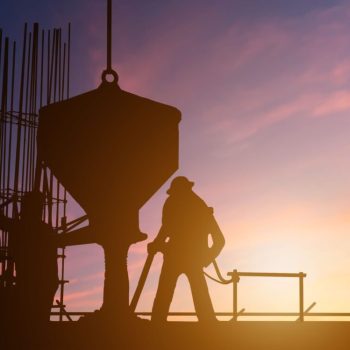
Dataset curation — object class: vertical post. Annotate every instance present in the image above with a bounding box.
[59,248,66,321]
[299,273,304,322]
[58,216,67,322]
[232,269,238,321]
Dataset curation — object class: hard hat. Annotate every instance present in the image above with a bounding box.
[167,176,194,195]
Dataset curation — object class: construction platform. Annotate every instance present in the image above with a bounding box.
[2,321,350,349]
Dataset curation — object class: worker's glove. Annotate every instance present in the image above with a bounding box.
[202,249,216,267]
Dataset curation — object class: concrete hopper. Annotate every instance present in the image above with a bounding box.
[38,81,181,243]
[37,81,181,319]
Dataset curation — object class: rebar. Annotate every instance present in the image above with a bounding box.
[0,23,71,321]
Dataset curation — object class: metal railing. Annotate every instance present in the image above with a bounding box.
[51,310,350,321]
[227,270,307,321]
[49,268,350,322]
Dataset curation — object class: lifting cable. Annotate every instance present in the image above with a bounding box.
[203,260,232,285]
[101,0,118,84]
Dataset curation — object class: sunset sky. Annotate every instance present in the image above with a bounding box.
[2,0,350,320]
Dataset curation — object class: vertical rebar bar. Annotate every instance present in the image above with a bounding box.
[22,32,31,192]
[13,23,28,217]
[67,23,70,100]
[6,41,16,217]
[0,38,9,197]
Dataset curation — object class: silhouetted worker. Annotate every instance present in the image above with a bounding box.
[0,192,58,324]
[148,176,225,322]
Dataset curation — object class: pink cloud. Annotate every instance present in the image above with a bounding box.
[328,61,350,85]
[79,271,104,282]
[64,285,102,302]
[116,2,350,144]
[78,1,350,148]
[311,90,350,117]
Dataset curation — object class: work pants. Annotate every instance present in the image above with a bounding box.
[152,258,216,322]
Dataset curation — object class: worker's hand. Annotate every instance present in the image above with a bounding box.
[203,257,213,268]
[202,250,215,267]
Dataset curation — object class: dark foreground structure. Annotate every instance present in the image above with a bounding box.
[2,2,350,350]
[3,321,350,350]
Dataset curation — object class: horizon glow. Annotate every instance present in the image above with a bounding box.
[2,0,350,321]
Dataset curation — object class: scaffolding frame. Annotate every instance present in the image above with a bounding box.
[0,23,71,322]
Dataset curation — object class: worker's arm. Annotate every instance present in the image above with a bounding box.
[205,210,225,266]
[0,213,15,232]
[147,199,171,254]
[147,225,169,254]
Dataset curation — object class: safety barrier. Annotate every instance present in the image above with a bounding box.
[50,266,350,322]
[227,270,307,321]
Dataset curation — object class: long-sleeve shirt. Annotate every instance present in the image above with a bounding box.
[154,190,225,267]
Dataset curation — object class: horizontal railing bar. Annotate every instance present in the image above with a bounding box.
[51,312,91,316]
[50,312,350,317]
[227,272,306,278]
[301,313,350,317]
[135,312,350,317]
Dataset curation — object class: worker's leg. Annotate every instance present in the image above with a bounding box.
[152,259,179,322]
[187,267,216,322]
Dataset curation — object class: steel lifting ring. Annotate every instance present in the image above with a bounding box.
[101,69,119,84]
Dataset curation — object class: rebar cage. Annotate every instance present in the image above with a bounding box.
[0,23,71,321]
